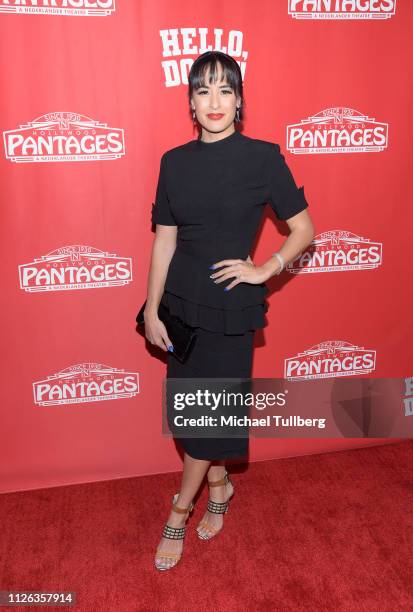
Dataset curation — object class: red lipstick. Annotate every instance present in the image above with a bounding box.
[207,113,224,120]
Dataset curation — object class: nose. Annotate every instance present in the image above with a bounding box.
[209,91,220,110]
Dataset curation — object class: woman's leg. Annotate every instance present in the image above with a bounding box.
[207,459,226,482]
[155,453,211,569]
[196,460,234,539]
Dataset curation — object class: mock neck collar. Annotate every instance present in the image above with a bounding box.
[196,129,242,149]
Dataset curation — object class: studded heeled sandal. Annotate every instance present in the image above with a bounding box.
[154,493,194,571]
[196,470,234,540]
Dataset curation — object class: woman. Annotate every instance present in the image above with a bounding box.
[144,51,315,570]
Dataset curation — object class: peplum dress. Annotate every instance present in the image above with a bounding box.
[151,129,309,460]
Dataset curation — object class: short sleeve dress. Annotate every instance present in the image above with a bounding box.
[151,129,309,460]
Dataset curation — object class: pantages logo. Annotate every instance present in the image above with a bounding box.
[288,0,396,20]
[285,340,376,379]
[287,230,383,274]
[160,28,248,87]
[403,377,413,417]
[0,0,115,16]
[3,112,125,162]
[19,245,132,292]
[286,107,388,153]
[33,363,139,406]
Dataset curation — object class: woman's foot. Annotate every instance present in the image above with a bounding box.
[196,475,234,540]
[154,496,193,570]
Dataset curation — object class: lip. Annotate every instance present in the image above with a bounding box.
[207,113,224,120]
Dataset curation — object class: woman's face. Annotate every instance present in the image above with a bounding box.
[191,63,240,134]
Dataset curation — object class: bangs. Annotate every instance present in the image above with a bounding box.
[188,51,243,100]
[190,56,238,91]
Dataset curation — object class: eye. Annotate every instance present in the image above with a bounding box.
[196,89,233,95]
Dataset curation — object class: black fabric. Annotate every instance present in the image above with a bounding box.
[160,291,268,336]
[151,129,309,334]
[136,299,197,363]
[167,325,254,460]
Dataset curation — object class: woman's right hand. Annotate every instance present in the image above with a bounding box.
[143,309,174,352]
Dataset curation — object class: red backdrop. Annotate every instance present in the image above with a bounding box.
[1,0,410,493]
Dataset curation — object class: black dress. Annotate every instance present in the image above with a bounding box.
[151,129,309,460]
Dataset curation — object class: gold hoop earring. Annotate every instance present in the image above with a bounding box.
[192,108,197,124]
[235,107,240,123]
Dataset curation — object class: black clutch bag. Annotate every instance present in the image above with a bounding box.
[136,299,197,363]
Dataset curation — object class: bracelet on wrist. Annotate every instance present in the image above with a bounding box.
[271,252,285,275]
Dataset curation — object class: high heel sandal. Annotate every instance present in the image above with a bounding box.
[154,493,194,571]
[196,470,234,540]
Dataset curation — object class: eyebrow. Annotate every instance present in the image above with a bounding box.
[198,84,233,88]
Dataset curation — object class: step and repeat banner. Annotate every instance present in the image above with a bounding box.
[1,0,411,493]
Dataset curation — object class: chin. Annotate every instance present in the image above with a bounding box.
[205,121,228,130]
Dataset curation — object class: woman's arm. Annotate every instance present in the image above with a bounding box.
[210,208,315,289]
[260,208,315,279]
[143,225,177,351]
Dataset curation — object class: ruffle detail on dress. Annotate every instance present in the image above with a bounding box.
[161,291,269,335]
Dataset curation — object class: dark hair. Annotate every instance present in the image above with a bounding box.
[188,51,244,123]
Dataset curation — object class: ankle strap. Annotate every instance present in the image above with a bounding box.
[172,492,194,514]
[208,471,229,487]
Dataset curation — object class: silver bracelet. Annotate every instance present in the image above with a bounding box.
[271,252,285,275]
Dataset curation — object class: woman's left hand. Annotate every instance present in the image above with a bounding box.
[209,255,271,291]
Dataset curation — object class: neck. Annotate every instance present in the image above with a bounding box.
[200,125,236,144]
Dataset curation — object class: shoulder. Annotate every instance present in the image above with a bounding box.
[161,139,198,162]
[238,134,283,164]
[241,134,282,155]
[238,135,285,179]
